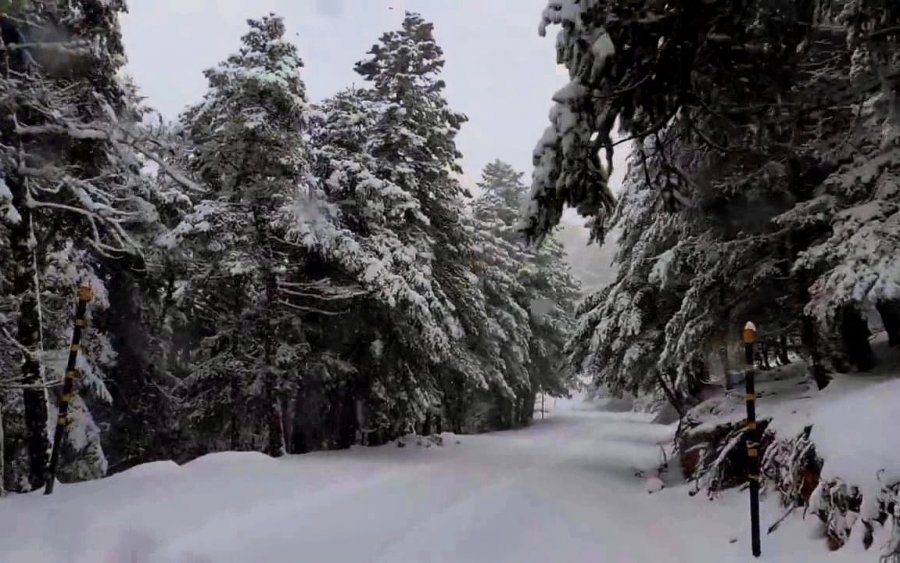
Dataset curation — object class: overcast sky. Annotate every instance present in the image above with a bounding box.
[120,0,572,189]
[120,0,624,281]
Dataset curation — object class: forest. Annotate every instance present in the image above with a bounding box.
[0,3,580,493]
[0,3,898,558]
[525,0,900,416]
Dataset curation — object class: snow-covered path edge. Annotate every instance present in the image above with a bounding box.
[0,398,875,562]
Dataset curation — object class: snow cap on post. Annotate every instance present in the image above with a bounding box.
[78,284,94,303]
[742,322,757,344]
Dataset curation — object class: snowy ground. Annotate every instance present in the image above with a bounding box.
[0,398,885,563]
[691,337,900,515]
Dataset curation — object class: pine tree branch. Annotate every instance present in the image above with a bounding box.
[277,299,349,316]
[27,198,136,256]
[591,74,652,102]
[608,108,680,150]
[869,25,900,40]
[277,285,367,301]
[0,40,91,52]
[125,137,206,194]
[0,380,62,390]
[0,325,30,354]
[13,119,206,194]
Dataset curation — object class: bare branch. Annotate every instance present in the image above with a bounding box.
[126,138,206,194]
[0,325,30,354]
[607,108,680,151]
[277,299,349,316]
[14,118,206,194]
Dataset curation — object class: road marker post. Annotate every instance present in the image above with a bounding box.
[743,321,761,557]
[44,284,93,495]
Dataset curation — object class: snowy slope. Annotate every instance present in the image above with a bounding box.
[690,338,900,513]
[0,398,885,563]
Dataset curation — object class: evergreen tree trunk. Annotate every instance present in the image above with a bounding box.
[876,300,900,347]
[777,335,790,365]
[521,389,536,426]
[422,411,432,436]
[443,374,465,434]
[800,316,832,390]
[9,177,49,491]
[254,206,286,458]
[353,380,368,447]
[162,271,181,374]
[718,346,732,389]
[337,389,356,449]
[263,370,286,457]
[229,283,242,452]
[0,397,5,497]
[655,370,686,420]
[102,271,158,470]
[280,395,294,453]
[229,377,240,451]
[839,304,876,371]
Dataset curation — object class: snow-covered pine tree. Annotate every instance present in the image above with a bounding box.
[785,2,900,359]
[534,0,900,406]
[564,68,835,402]
[465,211,531,431]
[472,160,580,426]
[525,233,581,397]
[567,144,688,407]
[353,12,491,435]
[0,0,169,490]
[524,0,816,245]
[167,14,336,457]
[98,114,193,473]
[307,88,464,442]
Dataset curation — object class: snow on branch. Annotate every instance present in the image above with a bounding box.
[13,118,205,194]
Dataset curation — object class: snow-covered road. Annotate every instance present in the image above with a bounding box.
[0,398,870,562]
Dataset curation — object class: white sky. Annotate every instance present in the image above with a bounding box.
[120,0,626,277]
[120,0,574,189]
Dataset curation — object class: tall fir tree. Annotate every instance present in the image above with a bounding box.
[0,0,172,490]
[308,87,463,442]
[353,12,489,434]
[165,14,320,457]
[532,0,900,407]
[472,160,580,427]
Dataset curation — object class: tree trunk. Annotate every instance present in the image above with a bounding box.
[0,397,6,497]
[655,370,686,420]
[876,300,900,347]
[229,375,240,451]
[264,370,286,457]
[10,177,49,491]
[228,280,243,452]
[839,304,876,372]
[443,373,465,434]
[523,390,536,426]
[102,270,166,474]
[336,388,356,449]
[718,346,733,390]
[777,335,790,365]
[800,316,831,390]
[280,395,294,453]
[253,206,286,458]
[541,391,545,420]
[354,398,368,447]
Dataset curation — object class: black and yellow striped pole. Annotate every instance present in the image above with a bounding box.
[743,321,761,557]
[43,284,93,495]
